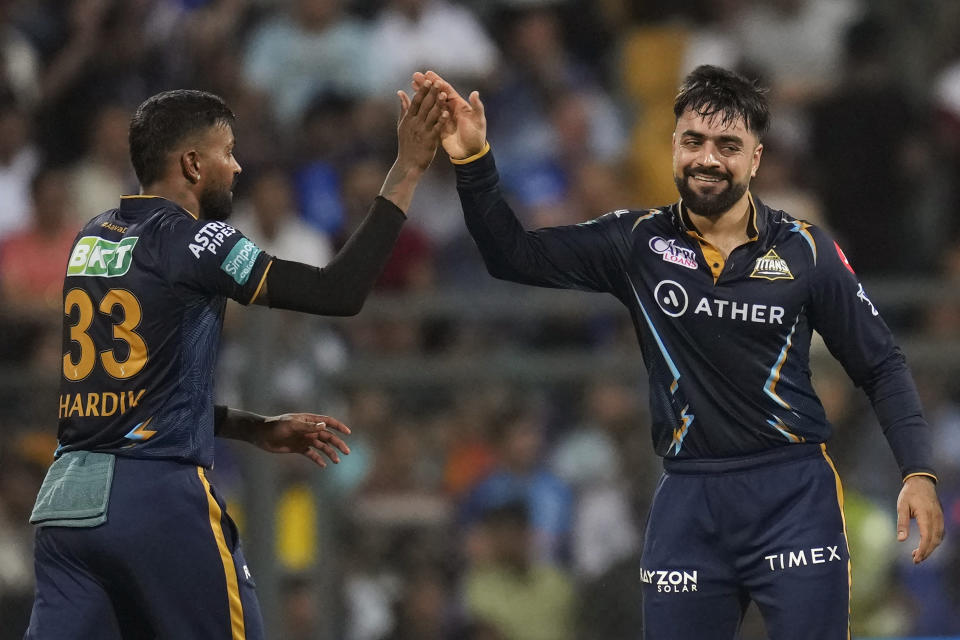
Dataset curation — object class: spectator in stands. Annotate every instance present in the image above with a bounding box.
[462,501,575,640]
[459,401,573,566]
[808,13,928,274]
[0,166,78,313]
[0,97,38,242]
[69,103,138,225]
[243,0,379,129]
[370,0,498,94]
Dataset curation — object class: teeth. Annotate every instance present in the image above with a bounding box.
[693,175,722,182]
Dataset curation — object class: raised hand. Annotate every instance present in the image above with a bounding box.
[379,80,445,211]
[255,413,352,469]
[396,79,444,173]
[412,70,487,160]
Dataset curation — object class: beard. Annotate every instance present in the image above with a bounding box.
[199,183,234,221]
[674,169,749,218]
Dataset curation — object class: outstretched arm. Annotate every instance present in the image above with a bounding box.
[215,406,351,469]
[414,70,625,294]
[253,81,444,314]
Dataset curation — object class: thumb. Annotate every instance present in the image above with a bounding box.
[896,503,910,541]
[468,90,484,116]
[397,91,411,124]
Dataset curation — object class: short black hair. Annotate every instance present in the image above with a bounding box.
[674,65,770,142]
[128,90,235,186]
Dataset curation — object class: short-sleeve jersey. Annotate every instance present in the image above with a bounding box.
[56,196,273,467]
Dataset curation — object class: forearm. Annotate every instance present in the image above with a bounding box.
[214,405,267,441]
[865,352,937,482]
[265,196,405,315]
[454,150,613,291]
[455,150,554,285]
[379,159,425,214]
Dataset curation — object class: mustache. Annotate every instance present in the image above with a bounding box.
[685,168,730,180]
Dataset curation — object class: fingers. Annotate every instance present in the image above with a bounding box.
[912,507,945,563]
[896,502,909,541]
[469,90,484,116]
[316,415,351,435]
[407,79,432,118]
[301,447,328,469]
[316,430,350,455]
[417,70,465,105]
[417,83,440,123]
[397,91,411,124]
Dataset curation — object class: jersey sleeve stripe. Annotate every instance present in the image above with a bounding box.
[763,315,800,410]
[247,258,274,305]
[197,467,246,640]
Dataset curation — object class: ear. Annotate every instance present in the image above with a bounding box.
[751,143,764,178]
[180,150,201,184]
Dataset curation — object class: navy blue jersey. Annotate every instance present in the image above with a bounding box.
[56,196,273,467]
[455,151,934,479]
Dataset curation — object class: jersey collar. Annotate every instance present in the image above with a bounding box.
[119,195,198,220]
[674,192,761,241]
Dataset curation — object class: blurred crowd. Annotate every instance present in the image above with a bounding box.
[1,0,960,637]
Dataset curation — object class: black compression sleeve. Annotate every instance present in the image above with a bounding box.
[265,196,405,315]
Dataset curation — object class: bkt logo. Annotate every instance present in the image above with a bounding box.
[649,236,698,269]
[640,568,698,593]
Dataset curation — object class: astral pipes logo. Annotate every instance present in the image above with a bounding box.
[649,236,698,269]
[640,568,698,593]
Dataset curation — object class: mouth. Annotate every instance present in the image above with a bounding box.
[687,172,729,190]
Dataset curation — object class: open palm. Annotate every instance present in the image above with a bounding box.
[412,71,487,160]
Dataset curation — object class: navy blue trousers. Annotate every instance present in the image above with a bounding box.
[26,457,263,639]
[641,443,850,640]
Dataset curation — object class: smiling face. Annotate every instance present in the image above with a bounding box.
[196,122,241,221]
[672,107,763,218]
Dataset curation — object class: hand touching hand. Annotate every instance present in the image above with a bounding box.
[255,413,352,469]
[395,79,444,173]
[379,80,445,211]
[412,70,487,160]
[896,475,944,563]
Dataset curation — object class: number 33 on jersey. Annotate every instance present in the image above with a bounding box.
[56,196,272,466]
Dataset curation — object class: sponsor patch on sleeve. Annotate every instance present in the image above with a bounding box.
[220,238,262,285]
[834,241,855,274]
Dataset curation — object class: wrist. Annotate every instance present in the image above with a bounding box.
[903,472,937,485]
[217,408,266,442]
[450,141,491,165]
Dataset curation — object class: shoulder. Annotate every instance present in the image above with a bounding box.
[586,207,671,234]
[756,199,833,265]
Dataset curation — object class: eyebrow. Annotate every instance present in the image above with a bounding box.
[680,130,745,145]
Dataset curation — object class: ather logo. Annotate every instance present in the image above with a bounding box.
[640,568,698,593]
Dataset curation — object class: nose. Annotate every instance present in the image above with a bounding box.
[695,142,721,167]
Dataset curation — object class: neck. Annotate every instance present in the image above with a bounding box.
[685,192,752,241]
[141,182,201,217]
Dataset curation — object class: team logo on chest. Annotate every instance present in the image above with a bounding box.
[649,236,698,270]
[750,249,793,281]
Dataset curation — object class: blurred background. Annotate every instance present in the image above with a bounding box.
[0,0,959,638]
